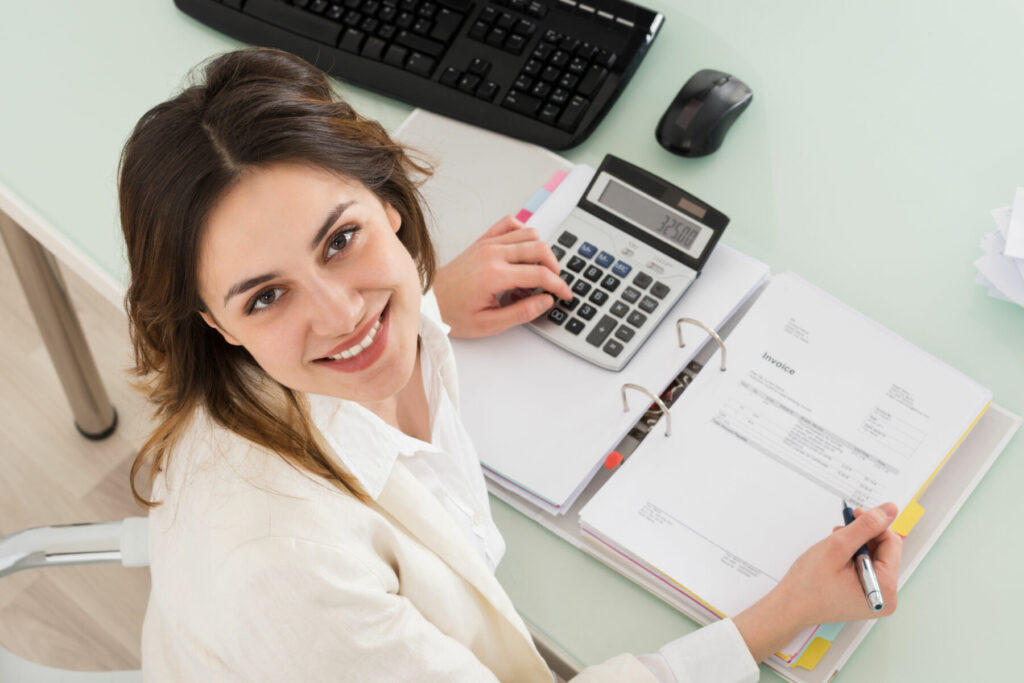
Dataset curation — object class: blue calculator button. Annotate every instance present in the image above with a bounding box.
[595,251,614,267]
[578,242,598,258]
[612,260,632,277]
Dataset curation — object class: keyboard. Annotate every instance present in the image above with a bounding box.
[174,0,664,149]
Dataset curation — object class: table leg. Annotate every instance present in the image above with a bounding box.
[0,210,117,439]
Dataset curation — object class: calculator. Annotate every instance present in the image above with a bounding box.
[527,154,728,371]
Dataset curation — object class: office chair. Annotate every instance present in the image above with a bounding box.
[0,518,579,681]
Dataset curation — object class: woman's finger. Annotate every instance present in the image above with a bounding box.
[502,240,560,272]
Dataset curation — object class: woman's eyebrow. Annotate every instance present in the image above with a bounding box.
[309,200,355,251]
[224,273,278,307]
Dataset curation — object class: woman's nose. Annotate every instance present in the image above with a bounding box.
[306,279,362,338]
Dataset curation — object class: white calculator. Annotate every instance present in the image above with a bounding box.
[527,155,729,371]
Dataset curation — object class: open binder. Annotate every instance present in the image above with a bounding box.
[394,109,1022,682]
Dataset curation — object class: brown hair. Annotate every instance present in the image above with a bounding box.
[119,47,435,506]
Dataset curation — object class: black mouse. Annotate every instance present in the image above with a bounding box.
[656,69,752,157]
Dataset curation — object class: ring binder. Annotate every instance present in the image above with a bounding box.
[677,317,727,371]
[621,383,671,437]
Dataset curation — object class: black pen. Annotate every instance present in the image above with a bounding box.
[842,499,884,612]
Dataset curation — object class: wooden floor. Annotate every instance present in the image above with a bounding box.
[0,239,150,672]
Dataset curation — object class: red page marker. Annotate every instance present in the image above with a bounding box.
[604,451,624,469]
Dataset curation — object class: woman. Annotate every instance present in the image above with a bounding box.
[120,47,901,681]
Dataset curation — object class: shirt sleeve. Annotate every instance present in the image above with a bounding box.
[643,619,760,683]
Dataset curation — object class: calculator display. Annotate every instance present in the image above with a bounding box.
[596,178,713,259]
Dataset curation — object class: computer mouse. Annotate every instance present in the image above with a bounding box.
[656,69,752,157]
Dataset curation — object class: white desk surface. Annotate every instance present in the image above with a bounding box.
[2,1,1023,679]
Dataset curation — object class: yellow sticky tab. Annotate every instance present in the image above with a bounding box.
[794,637,832,670]
[892,500,925,537]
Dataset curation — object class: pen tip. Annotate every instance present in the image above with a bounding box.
[842,498,849,509]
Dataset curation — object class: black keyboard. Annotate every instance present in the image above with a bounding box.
[175,0,663,149]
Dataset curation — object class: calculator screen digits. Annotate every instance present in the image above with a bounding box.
[597,178,713,258]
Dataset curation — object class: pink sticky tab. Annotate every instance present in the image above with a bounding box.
[543,170,569,192]
[515,208,533,222]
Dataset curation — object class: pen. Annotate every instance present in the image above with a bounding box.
[842,499,884,612]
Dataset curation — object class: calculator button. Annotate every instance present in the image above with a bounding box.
[595,251,614,267]
[583,265,604,282]
[547,308,567,325]
[577,303,596,320]
[571,279,592,297]
[578,241,598,258]
[626,310,648,327]
[650,281,671,299]
[638,295,658,313]
[621,286,640,303]
[600,274,620,292]
[557,231,577,247]
[633,272,653,289]
[603,339,624,357]
[614,325,635,342]
[585,315,616,347]
[559,270,575,285]
[559,296,579,311]
[589,289,609,306]
[565,318,585,335]
[567,255,586,272]
[612,260,632,278]
[610,301,629,318]
[550,244,565,260]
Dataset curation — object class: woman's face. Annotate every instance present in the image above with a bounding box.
[197,163,422,404]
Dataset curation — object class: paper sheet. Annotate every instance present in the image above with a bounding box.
[1003,187,1024,259]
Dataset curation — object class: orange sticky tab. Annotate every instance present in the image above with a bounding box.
[794,637,831,670]
[604,451,623,469]
[891,500,925,537]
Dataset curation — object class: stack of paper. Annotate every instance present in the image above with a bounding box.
[975,187,1024,307]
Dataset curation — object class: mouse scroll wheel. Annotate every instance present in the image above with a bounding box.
[713,76,730,86]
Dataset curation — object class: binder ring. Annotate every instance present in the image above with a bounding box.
[676,318,727,371]
[621,383,671,437]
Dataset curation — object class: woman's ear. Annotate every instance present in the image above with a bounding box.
[385,203,402,234]
[199,310,242,346]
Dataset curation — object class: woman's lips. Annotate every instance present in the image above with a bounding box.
[314,303,390,374]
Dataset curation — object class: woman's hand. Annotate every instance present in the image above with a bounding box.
[733,503,903,662]
[433,216,573,338]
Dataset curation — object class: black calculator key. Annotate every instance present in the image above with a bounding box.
[600,274,620,292]
[571,279,591,296]
[565,318,585,335]
[559,270,575,285]
[567,255,586,272]
[577,303,596,320]
[557,231,577,247]
[627,310,648,328]
[550,244,565,260]
[633,272,653,289]
[578,241,597,258]
[583,265,603,282]
[585,315,616,347]
[621,286,640,303]
[589,289,609,306]
[638,295,658,313]
[603,339,624,357]
[612,260,632,278]
[610,300,629,318]
[614,325,635,342]
[558,296,579,311]
[595,251,614,267]
[651,281,671,299]
[547,308,567,325]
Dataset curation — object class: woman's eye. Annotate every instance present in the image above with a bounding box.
[326,226,359,259]
[249,287,284,313]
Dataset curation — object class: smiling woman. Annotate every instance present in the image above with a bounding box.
[118,47,901,683]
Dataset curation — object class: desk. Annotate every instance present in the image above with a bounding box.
[2,1,1022,679]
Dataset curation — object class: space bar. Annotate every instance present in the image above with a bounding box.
[243,0,342,46]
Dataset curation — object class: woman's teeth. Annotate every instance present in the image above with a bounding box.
[326,317,381,360]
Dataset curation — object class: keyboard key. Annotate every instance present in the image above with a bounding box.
[540,65,560,82]
[596,49,618,68]
[549,87,570,106]
[523,58,542,76]
[557,73,579,91]
[559,270,574,285]
[588,289,609,306]
[558,296,579,311]
[396,10,414,27]
[326,4,345,21]
[379,4,397,20]
[612,260,631,278]
[566,255,586,272]
[577,303,597,320]
[565,318,585,335]
[633,271,653,289]
[383,44,409,66]
[479,6,498,22]
[360,35,387,59]
[557,95,589,131]
[550,50,570,68]
[486,27,508,46]
[440,66,462,87]
[650,281,671,299]
[568,57,588,74]
[476,81,500,101]
[559,36,580,52]
[600,274,620,292]
[506,34,527,54]
[430,8,463,42]
[530,81,551,99]
[468,20,488,39]
[539,103,560,125]
[404,51,436,76]
[417,1,437,18]
[614,325,635,342]
[638,295,658,313]
[396,29,445,56]
[571,279,591,297]
[532,42,554,61]
[244,0,342,45]
[377,23,396,39]
[514,19,536,36]
[577,65,608,97]
[457,73,481,93]
[576,42,598,59]
[595,250,614,267]
[513,74,533,91]
[550,244,565,260]
[526,0,547,18]
[496,12,516,29]
[502,90,542,117]
[610,300,629,318]
[547,308,568,325]
[583,265,604,282]
[339,27,366,53]
[626,310,648,327]
[343,10,362,25]
[603,339,624,357]
[362,16,381,33]
[586,315,617,347]
[557,231,577,247]
[578,241,597,258]
[620,286,640,303]
[468,57,491,75]
[543,29,561,43]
